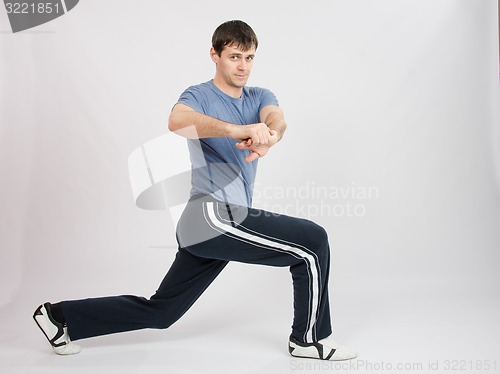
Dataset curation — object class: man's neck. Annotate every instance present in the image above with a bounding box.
[212,77,243,98]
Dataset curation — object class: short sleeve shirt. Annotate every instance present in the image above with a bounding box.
[177,80,279,207]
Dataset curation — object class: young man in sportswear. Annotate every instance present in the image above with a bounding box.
[33,20,357,361]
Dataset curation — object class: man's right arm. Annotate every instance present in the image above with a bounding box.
[168,103,272,145]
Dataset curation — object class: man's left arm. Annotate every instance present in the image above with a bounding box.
[260,105,287,142]
[235,105,287,162]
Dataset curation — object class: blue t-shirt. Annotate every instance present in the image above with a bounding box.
[177,80,279,207]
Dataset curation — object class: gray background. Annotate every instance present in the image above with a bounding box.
[1,0,499,373]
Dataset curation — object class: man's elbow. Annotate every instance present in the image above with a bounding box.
[168,113,181,133]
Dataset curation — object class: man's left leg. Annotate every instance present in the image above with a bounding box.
[177,198,357,360]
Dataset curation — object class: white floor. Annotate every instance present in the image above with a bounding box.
[1,282,499,374]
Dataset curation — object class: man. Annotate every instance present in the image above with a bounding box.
[33,20,357,361]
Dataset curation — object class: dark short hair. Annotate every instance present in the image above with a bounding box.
[212,20,258,56]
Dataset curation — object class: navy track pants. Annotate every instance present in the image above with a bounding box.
[61,195,332,343]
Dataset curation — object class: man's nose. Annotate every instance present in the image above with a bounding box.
[238,60,247,70]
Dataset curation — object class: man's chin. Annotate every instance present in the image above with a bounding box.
[232,78,248,87]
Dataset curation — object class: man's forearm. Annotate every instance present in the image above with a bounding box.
[169,110,235,139]
[264,111,287,141]
[169,106,270,143]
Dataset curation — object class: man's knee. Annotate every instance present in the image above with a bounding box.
[149,312,174,330]
[153,320,172,330]
[302,219,329,251]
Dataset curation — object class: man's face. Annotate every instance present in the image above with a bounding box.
[211,44,256,90]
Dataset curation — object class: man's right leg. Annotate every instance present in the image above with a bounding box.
[34,247,227,352]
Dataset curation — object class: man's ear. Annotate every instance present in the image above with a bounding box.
[210,47,219,63]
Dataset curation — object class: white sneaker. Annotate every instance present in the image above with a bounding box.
[289,335,357,361]
[33,303,81,355]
